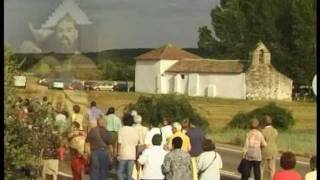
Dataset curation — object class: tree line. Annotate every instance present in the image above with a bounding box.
[197,0,316,87]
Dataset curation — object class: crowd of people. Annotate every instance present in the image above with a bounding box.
[9,96,316,180]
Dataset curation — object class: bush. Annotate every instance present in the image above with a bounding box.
[125,94,209,130]
[227,102,295,130]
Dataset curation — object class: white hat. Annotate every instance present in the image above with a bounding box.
[173,122,182,131]
[131,110,138,117]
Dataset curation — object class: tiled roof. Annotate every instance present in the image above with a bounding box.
[166,59,245,74]
[135,43,202,61]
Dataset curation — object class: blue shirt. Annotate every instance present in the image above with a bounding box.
[186,127,205,156]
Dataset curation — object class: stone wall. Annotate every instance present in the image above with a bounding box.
[245,64,292,101]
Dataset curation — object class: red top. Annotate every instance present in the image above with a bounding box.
[274,170,301,180]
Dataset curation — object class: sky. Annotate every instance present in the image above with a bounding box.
[4,0,220,53]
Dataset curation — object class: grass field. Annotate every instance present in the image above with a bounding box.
[16,83,316,156]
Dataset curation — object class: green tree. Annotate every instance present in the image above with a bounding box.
[4,46,60,179]
[198,0,316,86]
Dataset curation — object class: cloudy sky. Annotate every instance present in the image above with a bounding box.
[4,0,219,52]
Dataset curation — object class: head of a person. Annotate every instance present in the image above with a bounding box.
[280,151,296,170]
[106,107,115,115]
[172,137,183,149]
[71,121,80,130]
[250,118,259,129]
[181,118,191,130]
[202,139,216,152]
[73,105,80,114]
[310,155,317,171]
[264,115,273,126]
[90,101,96,108]
[43,96,48,102]
[152,134,162,146]
[134,115,142,124]
[97,117,106,128]
[163,117,172,126]
[150,120,160,128]
[172,122,182,133]
[131,110,138,117]
[122,113,134,127]
[55,16,79,51]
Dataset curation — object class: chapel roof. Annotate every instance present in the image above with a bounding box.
[166,59,245,74]
[135,43,202,61]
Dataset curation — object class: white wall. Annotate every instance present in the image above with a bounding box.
[135,60,160,93]
[199,73,246,99]
[135,59,177,94]
[165,72,246,99]
[159,60,178,93]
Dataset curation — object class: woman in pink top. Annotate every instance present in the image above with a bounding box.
[241,119,267,180]
[274,151,301,180]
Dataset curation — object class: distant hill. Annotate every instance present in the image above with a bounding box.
[13,48,204,70]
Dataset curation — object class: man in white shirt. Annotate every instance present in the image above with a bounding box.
[138,134,168,180]
[305,155,316,180]
[145,120,165,147]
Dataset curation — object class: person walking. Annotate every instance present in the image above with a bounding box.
[241,118,267,180]
[182,118,205,180]
[104,107,122,160]
[305,155,316,180]
[197,139,223,180]
[161,117,173,143]
[145,120,165,148]
[261,116,278,180]
[162,137,193,180]
[84,117,112,180]
[137,134,168,180]
[273,151,301,180]
[85,101,103,132]
[117,113,139,180]
[72,105,84,130]
[68,121,86,180]
[167,122,191,152]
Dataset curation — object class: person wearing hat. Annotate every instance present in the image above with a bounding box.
[167,122,191,152]
[241,118,267,180]
[261,116,278,180]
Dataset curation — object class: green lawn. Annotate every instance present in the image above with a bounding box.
[208,128,316,156]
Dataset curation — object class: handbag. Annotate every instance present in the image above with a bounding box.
[198,152,216,178]
[237,158,250,176]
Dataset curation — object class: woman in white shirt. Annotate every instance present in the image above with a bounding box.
[161,117,173,143]
[197,139,223,180]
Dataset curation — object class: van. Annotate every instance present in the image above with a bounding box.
[14,76,27,88]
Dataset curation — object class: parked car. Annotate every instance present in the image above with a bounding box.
[67,80,84,90]
[84,81,97,91]
[14,75,27,88]
[48,79,65,90]
[113,83,134,92]
[37,78,49,86]
[92,83,114,91]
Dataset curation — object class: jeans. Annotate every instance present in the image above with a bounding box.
[241,160,261,180]
[90,148,109,180]
[117,160,135,180]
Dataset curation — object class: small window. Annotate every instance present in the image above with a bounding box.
[181,74,185,79]
[259,49,264,64]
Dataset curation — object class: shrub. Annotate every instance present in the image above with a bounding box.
[125,94,209,129]
[227,102,295,130]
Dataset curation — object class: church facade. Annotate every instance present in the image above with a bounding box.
[135,42,293,101]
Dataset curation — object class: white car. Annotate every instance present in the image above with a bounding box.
[93,83,114,91]
[14,76,27,88]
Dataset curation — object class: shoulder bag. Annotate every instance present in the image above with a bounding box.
[198,152,216,178]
